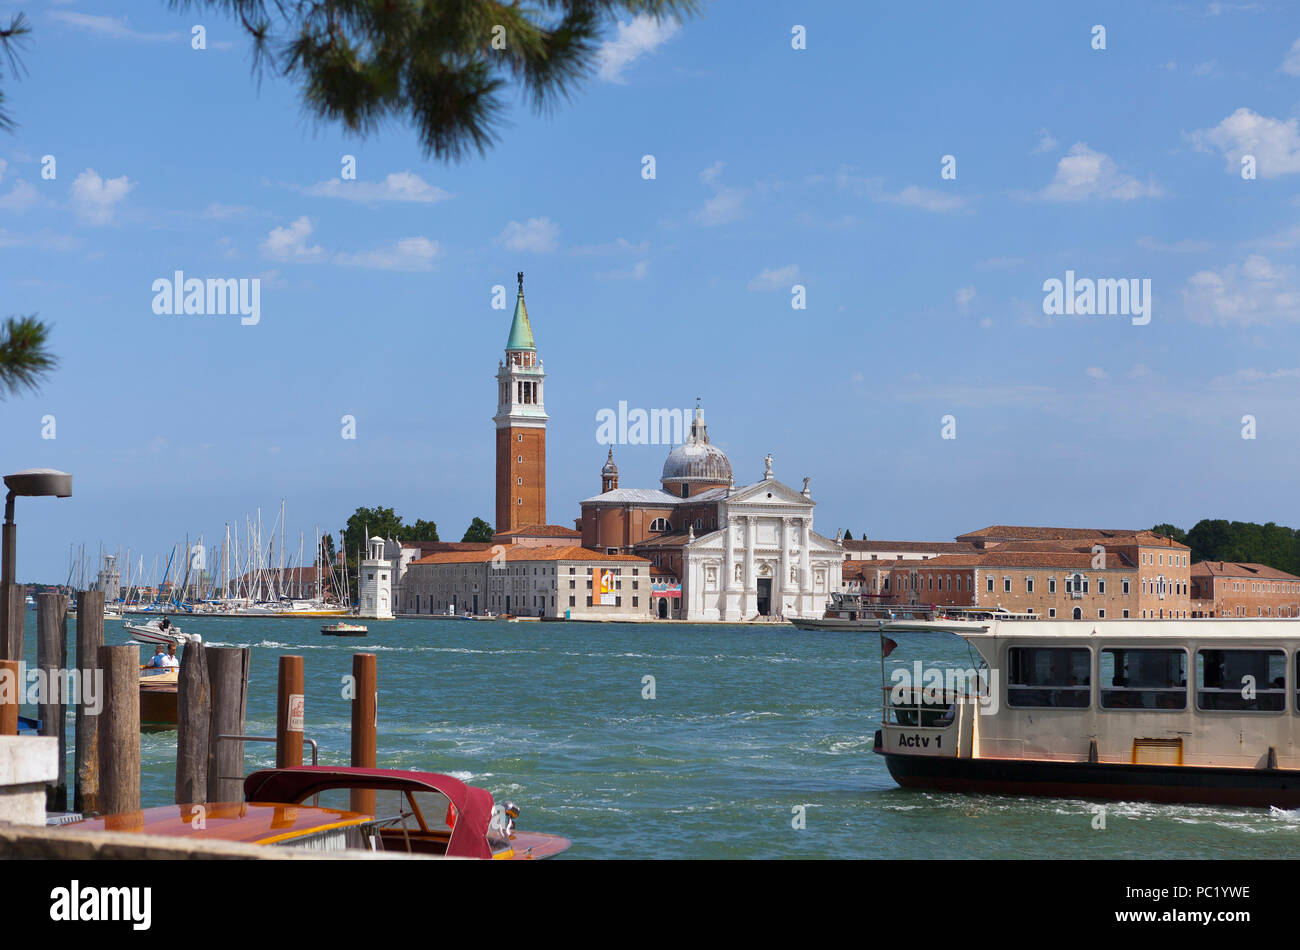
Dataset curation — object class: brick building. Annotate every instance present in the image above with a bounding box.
[495,272,547,533]
[843,526,1195,620]
[1190,561,1300,618]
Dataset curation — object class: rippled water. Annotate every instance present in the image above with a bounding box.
[18,616,1300,858]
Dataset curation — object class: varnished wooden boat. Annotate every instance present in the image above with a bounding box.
[139,668,178,730]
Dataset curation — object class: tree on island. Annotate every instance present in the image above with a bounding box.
[843,530,854,540]
[461,517,494,543]
[1151,520,1300,577]
[171,0,699,162]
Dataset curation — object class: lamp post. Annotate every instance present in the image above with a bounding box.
[0,468,72,659]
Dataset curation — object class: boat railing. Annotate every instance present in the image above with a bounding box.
[216,734,320,804]
[881,686,978,728]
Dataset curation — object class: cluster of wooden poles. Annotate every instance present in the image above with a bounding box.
[0,587,381,818]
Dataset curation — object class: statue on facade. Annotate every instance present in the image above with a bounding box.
[764,454,773,478]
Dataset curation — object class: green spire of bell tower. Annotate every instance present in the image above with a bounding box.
[506,271,536,351]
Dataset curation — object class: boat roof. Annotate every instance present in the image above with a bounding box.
[243,766,496,859]
[61,802,371,845]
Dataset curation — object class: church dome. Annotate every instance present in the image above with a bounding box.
[661,406,732,487]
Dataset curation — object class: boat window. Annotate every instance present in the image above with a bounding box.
[1100,648,1186,710]
[1006,647,1091,708]
[1196,649,1286,713]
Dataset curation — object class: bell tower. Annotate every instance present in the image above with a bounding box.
[494,272,547,532]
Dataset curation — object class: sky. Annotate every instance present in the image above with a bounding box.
[1,0,1300,582]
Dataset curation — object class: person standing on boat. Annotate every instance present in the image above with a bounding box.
[159,616,171,631]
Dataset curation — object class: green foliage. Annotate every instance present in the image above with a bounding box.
[406,519,439,542]
[1153,520,1300,576]
[0,12,31,133]
[173,0,699,162]
[843,529,854,540]
[461,517,494,543]
[0,314,56,397]
[1150,523,1186,544]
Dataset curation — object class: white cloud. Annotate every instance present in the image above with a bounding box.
[1085,367,1108,380]
[571,237,649,256]
[748,265,800,291]
[203,203,251,219]
[302,171,451,204]
[335,237,439,272]
[1183,254,1300,325]
[261,216,325,261]
[1190,108,1300,177]
[498,217,559,253]
[70,168,133,224]
[0,180,39,213]
[0,229,79,252]
[1283,38,1300,76]
[598,260,649,280]
[834,167,969,212]
[1038,143,1161,200]
[1193,60,1218,76]
[596,15,680,83]
[1033,128,1059,153]
[51,11,182,42]
[955,286,976,312]
[692,162,747,226]
[879,185,967,213]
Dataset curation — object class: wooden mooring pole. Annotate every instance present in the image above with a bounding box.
[98,644,140,815]
[37,592,68,811]
[207,647,250,803]
[175,641,210,804]
[1,583,23,662]
[350,653,377,815]
[0,658,17,736]
[73,590,104,814]
[276,655,304,768]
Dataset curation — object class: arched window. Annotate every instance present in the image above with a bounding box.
[649,518,670,532]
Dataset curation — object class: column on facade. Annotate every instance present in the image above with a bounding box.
[744,515,756,597]
[779,517,792,611]
[724,516,737,591]
[799,518,811,599]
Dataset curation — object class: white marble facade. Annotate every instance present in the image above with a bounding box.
[680,472,841,621]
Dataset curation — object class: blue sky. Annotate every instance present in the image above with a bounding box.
[2,0,1300,581]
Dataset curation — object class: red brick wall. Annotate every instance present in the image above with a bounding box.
[496,426,546,532]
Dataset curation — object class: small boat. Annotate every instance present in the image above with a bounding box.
[789,592,950,631]
[124,618,201,646]
[139,667,178,729]
[322,622,368,636]
[55,766,571,859]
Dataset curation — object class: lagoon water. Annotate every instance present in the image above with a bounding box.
[18,615,1300,858]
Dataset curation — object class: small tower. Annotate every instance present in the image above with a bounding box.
[601,448,619,493]
[358,535,393,619]
[494,272,548,532]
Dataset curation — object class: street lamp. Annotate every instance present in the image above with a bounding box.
[0,468,72,659]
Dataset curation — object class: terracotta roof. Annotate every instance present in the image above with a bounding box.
[842,540,978,554]
[492,524,581,540]
[955,526,1188,548]
[400,541,492,554]
[1190,561,1300,581]
[409,544,648,566]
[915,551,1135,570]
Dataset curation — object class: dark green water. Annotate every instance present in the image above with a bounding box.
[17,614,1300,858]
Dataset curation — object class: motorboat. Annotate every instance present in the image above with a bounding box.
[322,622,368,636]
[124,618,201,646]
[55,766,571,859]
[139,667,178,729]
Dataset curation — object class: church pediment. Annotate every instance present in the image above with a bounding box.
[725,478,813,509]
